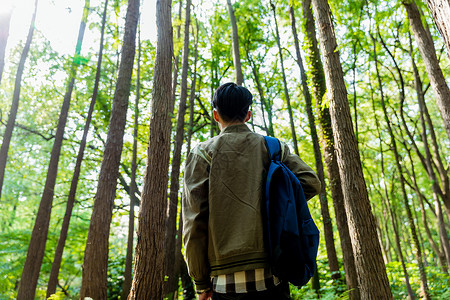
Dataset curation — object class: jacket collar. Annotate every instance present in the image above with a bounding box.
[220,123,251,134]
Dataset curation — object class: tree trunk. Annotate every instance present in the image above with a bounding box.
[403,0,450,140]
[121,19,141,300]
[0,0,38,200]
[371,36,415,300]
[46,0,106,297]
[0,9,12,85]
[301,0,359,297]
[128,0,173,298]
[171,0,183,114]
[269,0,299,155]
[410,43,450,270]
[289,4,340,281]
[80,0,139,298]
[186,21,199,156]
[164,0,191,297]
[18,1,88,298]
[425,0,450,58]
[310,0,393,298]
[421,97,450,221]
[405,145,448,273]
[226,0,243,85]
[376,31,430,299]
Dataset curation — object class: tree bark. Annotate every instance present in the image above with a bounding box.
[46,0,105,297]
[18,1,88,298]
[164,0,191,296]
[289,4,340,281]
[403,0,450,140]
[128,0,173,298]
[226,0,243,85]
[301,0,359,297]
[0,0,38,200]
[0,9,12,85]
[310,0,393,298]
[425,0,450,58]
[269,0,299,155]
[80,0,139,298]
[121,18,141,300]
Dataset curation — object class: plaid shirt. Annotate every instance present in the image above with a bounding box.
[212,268,281,293]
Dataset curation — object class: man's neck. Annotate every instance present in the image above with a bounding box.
[218,121,245,131]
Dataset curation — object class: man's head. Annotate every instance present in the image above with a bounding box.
[212,82,253,124]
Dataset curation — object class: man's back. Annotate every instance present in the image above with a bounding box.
[184,124,270,278]
[182,82,320,299]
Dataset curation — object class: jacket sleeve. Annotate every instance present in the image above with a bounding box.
[182,148,211,291]
[280,142,321,200]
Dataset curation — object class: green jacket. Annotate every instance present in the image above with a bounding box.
[182,124,321,291]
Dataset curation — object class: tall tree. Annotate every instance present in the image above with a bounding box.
[226,0,243,85]
[376,30,430,298]
[164,0,191,296]
[128,0,173,297]
[121,19,141,300]
[425,0,450,58]
[402,0,450,141]
[0,0,38,200]
[289,3,340,281]
[46,0,108,297]
[80,0,140,298]
[371,34,416,300]
[17,1,89,298]
[310,0,393,298]
[301,0,359,296]
[0,9,12,85]
[269,0,299,155]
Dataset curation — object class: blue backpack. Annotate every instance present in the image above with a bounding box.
[263,136,320,287]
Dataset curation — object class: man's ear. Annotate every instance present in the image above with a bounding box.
[213,109,220,122]
[244,111,252,122]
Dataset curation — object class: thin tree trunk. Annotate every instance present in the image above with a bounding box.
[403,0,450,140]
[128,0,173,298]
[376,32,430,299]
[80,0,139,298]
[186,20,199,156]
[371,36,415,300]
[171,0,182,114]
[176,61,199,298]
[410,42,450,270]
[301,0,359,297]
[46,0,106,297]
[405,144,448,273]
[164,0,191,297]
[121,20,141,300]
[0,0,38,200]
[311,0,393,298]
[289,4,340,281]
[421,99,450,221]
[269,0,299,155]
[424,0,450,59]
[18,1,88,298]
[226,0,243,85]
[0,9,12,85]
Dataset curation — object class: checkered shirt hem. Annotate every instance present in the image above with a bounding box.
[212,268,281,293]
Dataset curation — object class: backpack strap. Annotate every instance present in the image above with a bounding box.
[264,136,281,161]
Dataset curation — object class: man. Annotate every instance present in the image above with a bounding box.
[182,83,321,300]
